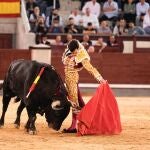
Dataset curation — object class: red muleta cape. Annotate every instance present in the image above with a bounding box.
[77,81,122,136]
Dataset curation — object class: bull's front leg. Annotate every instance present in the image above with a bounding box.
[26,107,37,135]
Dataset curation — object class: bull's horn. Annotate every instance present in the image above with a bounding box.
[51,101,63,110]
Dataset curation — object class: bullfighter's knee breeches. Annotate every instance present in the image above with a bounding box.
[66,80,78,104]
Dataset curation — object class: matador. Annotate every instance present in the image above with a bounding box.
[62,39,104,133]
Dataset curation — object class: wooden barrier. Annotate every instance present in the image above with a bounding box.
[51,51,150,84]
[133,36,150,52]
[0,34,13,48]
[0,49,150,84]
[0,49,30,79]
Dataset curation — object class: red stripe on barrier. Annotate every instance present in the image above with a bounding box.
[0,14,20,17]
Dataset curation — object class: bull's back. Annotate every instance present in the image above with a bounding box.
[4,60,43,96]
[9,59,38,78]
[4,59,66,102]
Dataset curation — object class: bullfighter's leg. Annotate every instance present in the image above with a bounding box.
[63,86,84,133]
[25,107,37,135]
[0,94,11,127]
[14,100,25,128]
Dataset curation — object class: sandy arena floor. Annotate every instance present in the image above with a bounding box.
[0,96,150,150]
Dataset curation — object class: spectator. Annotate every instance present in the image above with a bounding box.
[100,0,119,27]
[83,22,97,34]
[143,8,150,34]
[82,0,101,18]
[107,34,119,47]
[97,20,112,35]
[26,0,38,18]
[68,8,82,25]
[34,16,47,44]
[29,6,45,32]
[46,8,63,28]
[80,34,93,47]
[63,33,73,45]
[51,35,63,45]
[34,16,47,33]
[113,18,128,35]
[136,0,149,26]
[48,17,64,33]
[123,0,136,23]
[64,17,79,34]
[82,7,99,29]
[94,37,107,53]
[40,33,51,46]
[128,22,145,35]
[87,46,95,53]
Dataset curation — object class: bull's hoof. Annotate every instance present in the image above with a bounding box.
[28,130,37,135]
[0,125,4,129]
[0,121,4,128]
[14,123,20,129]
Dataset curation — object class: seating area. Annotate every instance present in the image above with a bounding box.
[1,33,150,53]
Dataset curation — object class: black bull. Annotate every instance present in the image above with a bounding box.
[0,59,71,134]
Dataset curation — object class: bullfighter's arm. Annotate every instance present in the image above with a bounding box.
[81,58,103,82]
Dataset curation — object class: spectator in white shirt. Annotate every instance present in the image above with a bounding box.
[81,7,99,29]
[100,0,118,27]
[143,8,150,34]
[102,0,118,19]
[82,0,101,18]
[136,0,149,26]
[68,8,82,25]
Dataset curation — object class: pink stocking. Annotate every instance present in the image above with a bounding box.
[64,86,84,132]
[67,113,77,130]
[67,87,84,130]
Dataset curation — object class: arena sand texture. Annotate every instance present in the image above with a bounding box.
[0,96,150,150]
